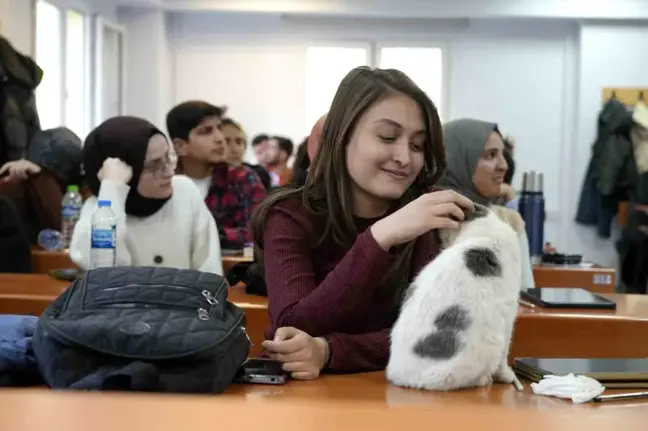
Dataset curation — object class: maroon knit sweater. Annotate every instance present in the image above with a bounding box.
[262,197,440,373]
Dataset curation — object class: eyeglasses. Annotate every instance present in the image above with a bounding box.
[142,150,178,178]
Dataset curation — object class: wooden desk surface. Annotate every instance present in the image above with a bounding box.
[2,373,647,430]
[29,249,250,274]
[0,274,267,356]
[511,293,648,358]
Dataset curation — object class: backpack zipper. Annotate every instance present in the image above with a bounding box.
[89,301,212,321]
[85,284,223,320]
[241,326,253,346]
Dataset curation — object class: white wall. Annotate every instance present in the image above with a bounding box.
[169,13,576,251]
[0,0,35,55]
[119,7,172,130]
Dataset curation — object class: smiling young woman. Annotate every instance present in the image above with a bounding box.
[438,119,535,289]
[251,66,474,380]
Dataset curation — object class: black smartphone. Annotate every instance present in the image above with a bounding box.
[234,358,288,385]
[49,268,81,281]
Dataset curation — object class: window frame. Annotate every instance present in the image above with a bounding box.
[303,40,448,131]
[92,15,127,127]
[34,0,92,136]
[302,41,372,135]
[34,0,65,129]
[65,7,91,137]
[375,41,449,120]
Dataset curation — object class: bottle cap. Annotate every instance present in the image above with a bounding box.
[67,185,79,193]
[98,200,111,207]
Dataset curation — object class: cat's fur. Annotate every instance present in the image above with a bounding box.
[387,204,522,391]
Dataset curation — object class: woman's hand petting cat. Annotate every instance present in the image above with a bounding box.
[98,158,133,184]
[371,190,474,251]
[262,327,329,380]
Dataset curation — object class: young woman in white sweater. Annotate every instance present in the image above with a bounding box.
[70,116,223,275]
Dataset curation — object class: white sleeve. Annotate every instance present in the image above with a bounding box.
[69,180,132,269]
[189,187,223,275]
[518,230,536,288]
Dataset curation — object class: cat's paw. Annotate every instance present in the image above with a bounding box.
[494,364,517,383]
[475,374,493,388]
[494,364,523,390]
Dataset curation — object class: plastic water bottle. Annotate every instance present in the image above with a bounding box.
[37,229,63,251]
[61,185,82,249]
[90,200,117,269]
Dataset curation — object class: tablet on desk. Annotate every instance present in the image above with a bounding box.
[520,287,616,310]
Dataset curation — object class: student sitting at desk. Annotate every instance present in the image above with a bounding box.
[167,101,265,250]
[69,116,223,274]
[0,127,83,244]
[439,119,535,288]
[253,66,474,379]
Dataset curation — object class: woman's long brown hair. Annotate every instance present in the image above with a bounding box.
[252,66,445,306]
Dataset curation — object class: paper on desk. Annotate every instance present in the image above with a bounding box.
[531,374,605,403]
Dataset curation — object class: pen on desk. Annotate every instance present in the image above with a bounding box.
[518,299,536,309]
[594,391,648,402]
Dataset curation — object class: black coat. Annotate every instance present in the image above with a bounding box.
[0,36,42,166]
[576,99,636,238]
[0,195,31,273]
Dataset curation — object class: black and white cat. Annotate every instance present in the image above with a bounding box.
[387,204,523,391]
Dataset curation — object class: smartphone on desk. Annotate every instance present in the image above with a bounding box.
[234,358,288,385]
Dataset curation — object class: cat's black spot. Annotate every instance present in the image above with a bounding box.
[413,329,460,360]
[463,203,489,222]
[434,305,471,331]
[464,247,502,277]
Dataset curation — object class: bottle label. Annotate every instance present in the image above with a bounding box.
[62,204,81,218]
[91,228,116,249]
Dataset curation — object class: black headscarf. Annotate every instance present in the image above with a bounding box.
[83,116,171,217]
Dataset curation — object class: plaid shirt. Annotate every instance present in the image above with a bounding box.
[205,163,265,249]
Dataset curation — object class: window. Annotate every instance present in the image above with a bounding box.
[65,10,87,137]
[35,0,63,130]
[94,19,125,125]
[379,47,444,117]
[35,1,89,136]
[304,46,369,134]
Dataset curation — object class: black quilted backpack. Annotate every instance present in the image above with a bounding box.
[32,267,250,393]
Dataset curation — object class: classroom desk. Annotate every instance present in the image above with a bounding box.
[31,249,77,274]
[0,274,267,356]
[1,373,647,431]
[1,274,647,359]
[31,249,616,294]
[29,248,250,274]
[532,265,616,293]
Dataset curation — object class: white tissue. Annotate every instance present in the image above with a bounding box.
[531,374,605,404]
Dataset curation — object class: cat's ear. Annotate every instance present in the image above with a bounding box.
[464,203,489,222]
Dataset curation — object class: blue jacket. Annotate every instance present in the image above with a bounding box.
[0,315,43,386]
